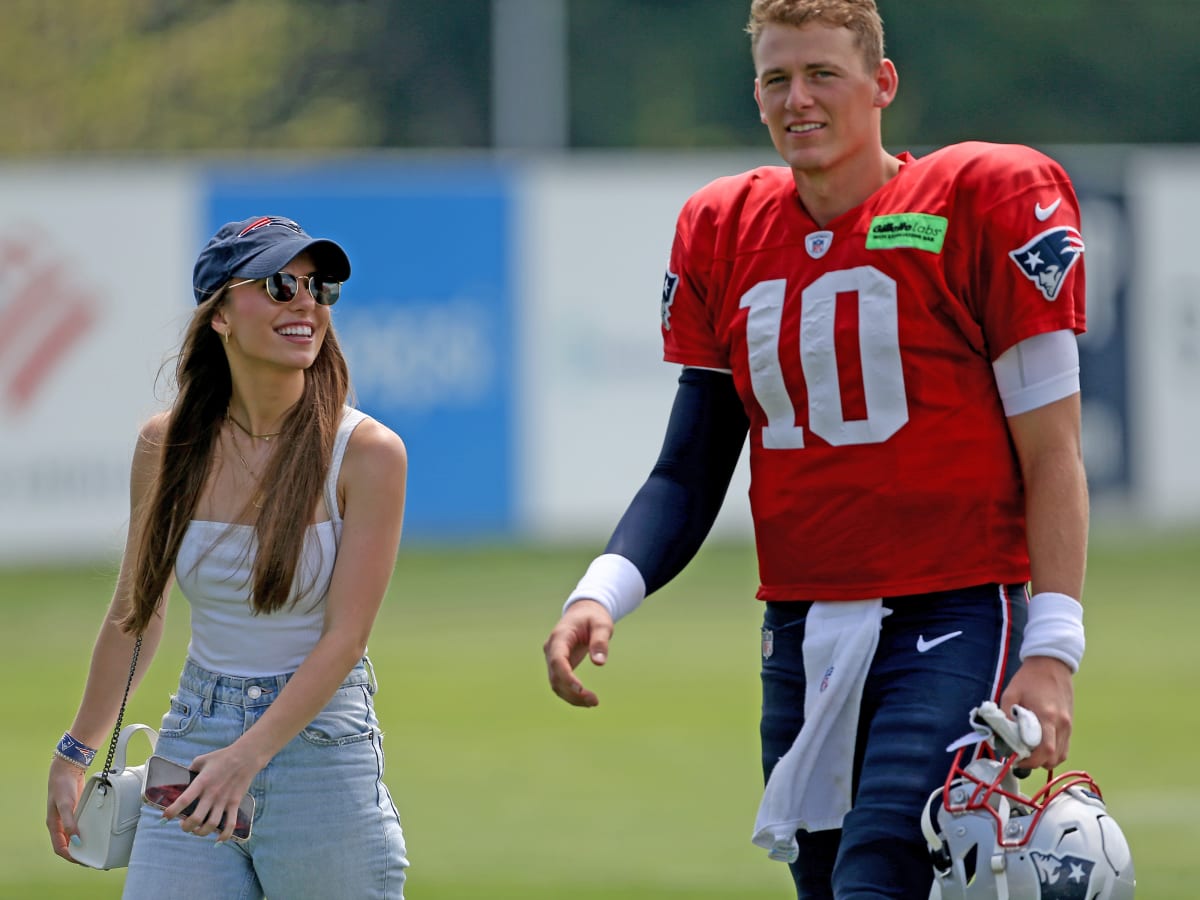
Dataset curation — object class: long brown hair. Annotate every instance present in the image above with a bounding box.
[121,294,350,633]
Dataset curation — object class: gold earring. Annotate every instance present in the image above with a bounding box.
[224,328,231,345]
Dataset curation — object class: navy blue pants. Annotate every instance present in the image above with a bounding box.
[760,584,1028,900]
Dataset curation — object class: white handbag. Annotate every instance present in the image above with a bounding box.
[69,724,158,869]
[68,634,159,870]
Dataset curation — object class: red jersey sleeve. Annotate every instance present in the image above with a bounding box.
[949,144,1087,360]
[661,173,761,370]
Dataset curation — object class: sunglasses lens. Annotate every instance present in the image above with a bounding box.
[262,273,339,305]
[265,273,298,302]
[311,276,340,306]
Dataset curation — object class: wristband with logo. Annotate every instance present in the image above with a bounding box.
[54,731,97,770]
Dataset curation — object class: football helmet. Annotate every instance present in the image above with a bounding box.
[923,715,1135,899]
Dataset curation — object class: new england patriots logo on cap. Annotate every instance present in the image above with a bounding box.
[1030,851,1094,899]
[1008,226,1085,301]
[238,216,303,237]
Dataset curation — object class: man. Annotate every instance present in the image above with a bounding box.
[542,1,1089,896]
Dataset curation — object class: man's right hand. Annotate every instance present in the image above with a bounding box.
[543,599,614,707]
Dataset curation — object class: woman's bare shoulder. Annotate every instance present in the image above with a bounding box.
[345,415,407,476]
[137,410,173,445]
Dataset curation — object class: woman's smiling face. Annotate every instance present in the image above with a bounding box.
[217,251,330,372]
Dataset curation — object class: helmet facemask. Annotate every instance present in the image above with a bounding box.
[923,704,1135,899]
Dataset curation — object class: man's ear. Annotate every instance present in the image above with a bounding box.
[873,58,899,110]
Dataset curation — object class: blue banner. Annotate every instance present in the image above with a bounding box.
[203,161,516,539]
[1071,182,1132,501]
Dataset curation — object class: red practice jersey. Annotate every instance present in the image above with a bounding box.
[661,142,1086,601]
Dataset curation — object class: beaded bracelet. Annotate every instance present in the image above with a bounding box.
[55,732,97,769]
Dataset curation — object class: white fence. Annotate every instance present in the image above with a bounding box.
[1,148,1196,563]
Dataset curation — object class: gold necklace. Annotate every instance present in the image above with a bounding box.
[224,428,266,509]
[225,409,283,441]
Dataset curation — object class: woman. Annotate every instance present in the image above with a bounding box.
[46,215,410,898]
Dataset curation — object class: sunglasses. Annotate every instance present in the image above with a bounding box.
[228,272,341,306]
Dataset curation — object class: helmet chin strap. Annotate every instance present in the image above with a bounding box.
[989,797,1012,900]
[920,788,944,855]
[923,787,1014,900]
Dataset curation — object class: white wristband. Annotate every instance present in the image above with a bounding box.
[563,554,647,623]
[1020,591,1085,673]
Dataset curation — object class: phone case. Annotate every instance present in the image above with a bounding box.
[142,755,255,841]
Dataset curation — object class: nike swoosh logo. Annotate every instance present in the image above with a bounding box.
[916,631,963,653]
[1034,198,1062,221]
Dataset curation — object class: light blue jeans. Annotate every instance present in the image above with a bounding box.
[123,658,408,899]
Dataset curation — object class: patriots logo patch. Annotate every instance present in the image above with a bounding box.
[1008,226,1085,301]
[1030,852,1095,899]
[238,215,303,236]
[661,268,679,330]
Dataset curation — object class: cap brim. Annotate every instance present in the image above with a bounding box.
[233,237,351,282]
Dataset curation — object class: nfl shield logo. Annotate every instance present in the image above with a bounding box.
[805,230,834,259]
[820,665,834,692]
[761,628,774,660]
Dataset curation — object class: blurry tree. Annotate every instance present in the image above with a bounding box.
[880,0,1200,146]
[0,0,489,154]
[569,0,1200,148]
[569,0,758,147]
[1,0,1196,156]
[342,0,491,148]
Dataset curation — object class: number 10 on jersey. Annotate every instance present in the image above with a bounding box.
[739,265,910,450]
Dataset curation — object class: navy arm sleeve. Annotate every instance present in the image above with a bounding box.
[603,367,749,596]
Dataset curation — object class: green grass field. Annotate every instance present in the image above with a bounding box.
[2,529,1196,898]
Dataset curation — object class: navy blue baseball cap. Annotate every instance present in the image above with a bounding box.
[192,215,351,304]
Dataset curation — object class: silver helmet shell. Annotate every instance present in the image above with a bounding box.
[923,754,1135,899]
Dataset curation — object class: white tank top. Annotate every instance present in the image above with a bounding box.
[174,407,368,676]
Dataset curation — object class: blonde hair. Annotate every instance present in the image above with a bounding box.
[746,0,885,72]
[122,293,350,633]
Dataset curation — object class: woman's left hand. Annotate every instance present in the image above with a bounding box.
[159,745,260,843]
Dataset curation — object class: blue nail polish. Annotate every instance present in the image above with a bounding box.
[69,835,81,846]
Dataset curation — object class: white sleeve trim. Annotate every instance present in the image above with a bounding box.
[992,329,1080,417]
[563,553,647,623]
[1020,591,1085,673]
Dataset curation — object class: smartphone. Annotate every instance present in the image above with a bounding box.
[143,755,255,842]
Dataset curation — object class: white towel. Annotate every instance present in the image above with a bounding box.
[752,599,888,863]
